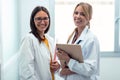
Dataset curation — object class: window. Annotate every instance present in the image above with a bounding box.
[55,0,115,52]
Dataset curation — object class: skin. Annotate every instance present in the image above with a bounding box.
[34,11,49,39]
[57,49,74,75]
[57,5,90,75]
[34,10,60,73]
[73,5,89,38]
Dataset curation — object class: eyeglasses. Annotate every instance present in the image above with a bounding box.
[34,17,49,22]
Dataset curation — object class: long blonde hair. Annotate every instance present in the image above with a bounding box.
[74,2,92,28]
[67,2,92,43]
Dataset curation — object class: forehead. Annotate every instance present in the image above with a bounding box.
[35,11,48,17]
[75,6,84,12]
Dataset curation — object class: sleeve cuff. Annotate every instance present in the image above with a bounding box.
[67,59,77,70]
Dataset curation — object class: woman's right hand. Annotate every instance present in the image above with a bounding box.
[56,49,70,65]
[60,68,75,76]
[50,60,60,73]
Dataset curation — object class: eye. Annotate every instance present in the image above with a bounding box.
[74,11,85,16]
[74,11,79,15]
[43,17,49,20]
[34,17,49,21]
[80,12,85,16]
[34,17,42,20]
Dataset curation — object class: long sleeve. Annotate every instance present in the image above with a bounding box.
[18,36,39,80]
[68,37,100,78]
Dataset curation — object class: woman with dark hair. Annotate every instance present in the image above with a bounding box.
[57,2,100,80]
[18,6,60,80]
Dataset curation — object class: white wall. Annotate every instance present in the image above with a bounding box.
[1,0,120,80]
[1,0,55,80]
[0,0,1,79]
[0,0,2,62]
[3,54,120,80]
[1,0,18,63]
[115,0,120,52]
[18,0,55,39]
[100,57,120,80]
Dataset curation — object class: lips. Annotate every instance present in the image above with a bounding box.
[37,23,47,29]
[37,24,46,27]
[75,19,82,24]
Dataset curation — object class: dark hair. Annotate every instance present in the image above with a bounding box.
[30,6,50,43]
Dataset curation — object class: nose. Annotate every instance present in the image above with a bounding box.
[76,13,81,18]
[40,20,45,24]
[74,14,81,20]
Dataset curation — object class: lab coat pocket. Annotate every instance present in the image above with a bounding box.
[21,67,33,79]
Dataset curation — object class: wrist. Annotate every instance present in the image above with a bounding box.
[66,58,70,65]
[64,58,70,68]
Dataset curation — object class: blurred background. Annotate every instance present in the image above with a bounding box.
[0,0,120,80]
[0,0,55,80]
[55,0,120,79]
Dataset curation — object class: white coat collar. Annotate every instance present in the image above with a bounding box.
[74,26,89,44]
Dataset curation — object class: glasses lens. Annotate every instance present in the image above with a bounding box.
[34,17,49,21]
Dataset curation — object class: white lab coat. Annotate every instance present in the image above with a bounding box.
[64,26,100,80]
[18,33,56,80]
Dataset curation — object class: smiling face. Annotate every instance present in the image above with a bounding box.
[73,3,92,29]
[34,11,49,34]
[73,6,89,29]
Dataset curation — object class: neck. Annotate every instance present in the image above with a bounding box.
[38,31,45,39]
[77,26,85,36]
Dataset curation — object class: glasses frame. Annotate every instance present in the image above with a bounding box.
[34,17,49,22]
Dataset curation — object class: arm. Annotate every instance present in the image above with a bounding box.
[57,38,100,77]
[56,49,76,75]
[18,37,39,80]
[68,39,100,77]
[50,60,60,73]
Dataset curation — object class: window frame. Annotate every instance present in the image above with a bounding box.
[101,0,120,57]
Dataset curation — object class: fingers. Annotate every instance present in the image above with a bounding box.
[56,50,69,60]
[60,68,75,75]
[57,48,65,54]
[51,61,60,68]
[50,61,60,72]
[51,61,58,66]
[56,49,65,57]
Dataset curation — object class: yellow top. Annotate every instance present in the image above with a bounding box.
[42,37,55,80]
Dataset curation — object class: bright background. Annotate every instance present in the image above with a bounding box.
[0,0,120,80]
[55,0,114,52]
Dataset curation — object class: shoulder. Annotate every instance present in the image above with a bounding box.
[86,30,99,43]
[87,30,97,39]
[23,33,37,40]
[45,34,55,47]
[45,34,54,42]
[20,33,38,44]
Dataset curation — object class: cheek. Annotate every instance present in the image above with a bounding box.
[84,19,89,24]
[73,16,77,23]
[34,21,37,26]
[47,21,49,25]
[46,21,49,27]
[34,22,40,30]
[73,15,76,19]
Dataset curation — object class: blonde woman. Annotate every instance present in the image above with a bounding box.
[57,2,100,80]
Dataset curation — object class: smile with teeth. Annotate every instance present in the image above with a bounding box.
[37,24,46,26]
[76,19,82,23]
